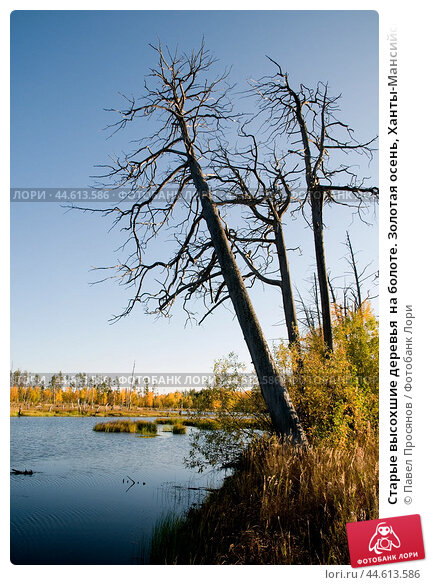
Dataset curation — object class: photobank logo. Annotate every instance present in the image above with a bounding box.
[368,522,401,555]
[347,515,425,568]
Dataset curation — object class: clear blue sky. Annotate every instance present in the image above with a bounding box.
[10,10,378,377]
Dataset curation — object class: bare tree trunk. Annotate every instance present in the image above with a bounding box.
[273,222,306,404]
[313,273,321,330]
[311,190,333,352]
[346,231,362,309]
[274,223,300,348]
[186,157,307,444]
[328,275,337,305]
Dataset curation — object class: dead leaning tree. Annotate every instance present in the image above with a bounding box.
[86,43,307,445]
[253,60,378,352]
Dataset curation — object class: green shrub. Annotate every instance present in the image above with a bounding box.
[276,302,379,445]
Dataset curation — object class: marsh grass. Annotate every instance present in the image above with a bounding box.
[150,435,378,564]
[155,416,261,431]
[172,423,187,434]
[155,417,221,430]
[191,419,222,430]
[155,417,184,425]
[150,515,188,563]
[93,420,157,435]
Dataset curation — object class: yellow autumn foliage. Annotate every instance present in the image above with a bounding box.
[276,301,378,446]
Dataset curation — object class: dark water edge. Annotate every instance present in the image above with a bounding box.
[10,416,225,564]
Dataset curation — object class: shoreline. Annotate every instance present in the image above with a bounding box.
[10,404,185,418]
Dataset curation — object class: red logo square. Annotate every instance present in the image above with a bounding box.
[347,515,425,568]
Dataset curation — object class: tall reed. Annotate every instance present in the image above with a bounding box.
[150,435,378,564]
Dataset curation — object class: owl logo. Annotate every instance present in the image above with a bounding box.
[369,522,401,555]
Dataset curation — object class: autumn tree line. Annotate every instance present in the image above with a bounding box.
[9,371,254,413]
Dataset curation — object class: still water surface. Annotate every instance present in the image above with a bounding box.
[10,416,225,564]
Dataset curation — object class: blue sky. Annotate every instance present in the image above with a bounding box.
[10,10,378,377]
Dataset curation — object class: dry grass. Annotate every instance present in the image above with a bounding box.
[150,435,378,564]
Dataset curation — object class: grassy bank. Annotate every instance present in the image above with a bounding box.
[150,436,378,564]
[155,417,221,430]
[10,404,182,418]
[154,416,261,431]
[93,420,158,434]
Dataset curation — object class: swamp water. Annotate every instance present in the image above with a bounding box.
[10,416,225,564]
